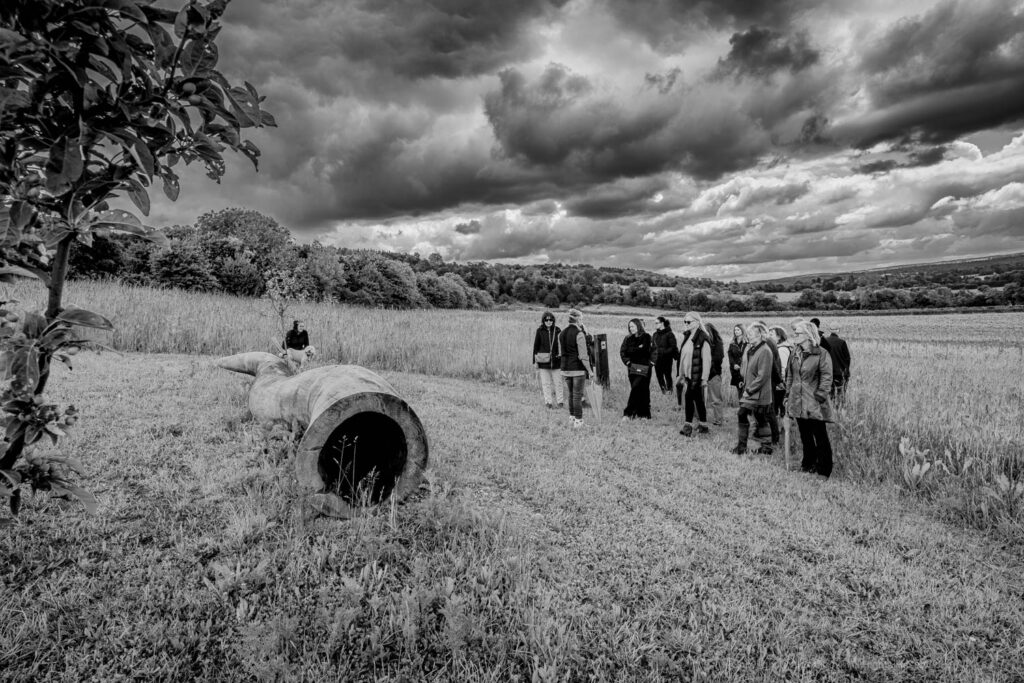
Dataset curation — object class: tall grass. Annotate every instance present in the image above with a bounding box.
[5,278,1024,529]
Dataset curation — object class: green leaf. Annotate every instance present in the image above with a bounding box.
[0,208,21,248]
[129,139,156,177]
[10,347,40,392]
[162,173,180,201]
[181,39,218,76]
[51,481,98,514]
[56,305,114,331]
[0,469,21,488]
[127,178,151,216]
[0,266,43,282]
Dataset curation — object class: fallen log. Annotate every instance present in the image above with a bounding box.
[216,352,428,518]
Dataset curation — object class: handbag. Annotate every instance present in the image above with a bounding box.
[534,352,551,364]
[628,362,650,376]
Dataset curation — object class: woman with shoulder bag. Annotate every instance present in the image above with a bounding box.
[533,311,564,409]
[619,318,652,420]
[787,320,835,478]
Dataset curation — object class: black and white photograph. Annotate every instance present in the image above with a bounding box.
[2,0,1023,679]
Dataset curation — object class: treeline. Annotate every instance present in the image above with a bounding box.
[68,208,1024,311]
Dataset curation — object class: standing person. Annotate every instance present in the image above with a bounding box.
[787,320,835,477]
[824,324,852,404]
[727,325,746,406]
[704,320,726,426]
[756,319,783,446]
[676,312,712,436]
[620,318,653,420]
[732,322,774,455]
[650,316,678,395]
[560,308,594,428]
[533,311,564,409]
[768,326,793,418]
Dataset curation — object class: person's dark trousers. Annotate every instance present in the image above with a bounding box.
[654,358,674,392]
[831,374,848,405]
[765,404,780,444]
[736,405,771,449]
[676,380,684,406]
[684,381,706,423]
[773,388,786,417]
[564,375,586,419]
[797,418,833,477]
[624,372,652,419]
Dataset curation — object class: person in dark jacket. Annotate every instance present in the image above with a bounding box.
[824,323,852,404]
[787,320,835,477]
[733,322,774,455]
[620,318,653,420]
[533,311,564,409]
[650,316,678,394]
[676,312,712,436]
[560,308,593,427]
[727,324,746,406]
[283,320,314,368]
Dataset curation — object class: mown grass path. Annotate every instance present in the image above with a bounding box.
[2,353,1022,681]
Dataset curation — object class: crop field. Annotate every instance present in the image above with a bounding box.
[2,280,1024,680]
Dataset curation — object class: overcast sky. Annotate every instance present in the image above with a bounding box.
[141,0,1024,281]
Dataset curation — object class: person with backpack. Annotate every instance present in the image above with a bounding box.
[676,312,712,436]
[532,311,564,409]
[733,322,774,455]
[650,316,678,395]
[704,319,726,426]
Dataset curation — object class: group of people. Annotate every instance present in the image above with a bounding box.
[532,310,853,478]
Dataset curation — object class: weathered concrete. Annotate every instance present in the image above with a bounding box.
[216,352,428,518]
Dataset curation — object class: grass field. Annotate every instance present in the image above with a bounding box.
[2,280,1024,680]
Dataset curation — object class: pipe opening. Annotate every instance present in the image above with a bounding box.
[318,412,408,506]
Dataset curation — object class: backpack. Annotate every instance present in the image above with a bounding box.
[706,322,725,376]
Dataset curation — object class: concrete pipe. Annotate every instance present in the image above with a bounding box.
[216,352,429,518]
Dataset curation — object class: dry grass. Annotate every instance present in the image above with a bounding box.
[6,280,1023,529]
[2,351,1023,680]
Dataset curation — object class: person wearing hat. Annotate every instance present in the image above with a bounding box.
[810,318,850,402]
[559,308,593,427]
[651,316,678,395]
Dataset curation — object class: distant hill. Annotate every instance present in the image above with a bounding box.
[744,252,1024,292]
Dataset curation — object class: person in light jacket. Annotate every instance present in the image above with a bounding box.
[620,318,652,420]
[733,322,774,455]
[532,311,564,409]
[676,312,712,436]
[786,320,835,477]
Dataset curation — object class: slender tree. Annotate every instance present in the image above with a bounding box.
[0,0,275,516]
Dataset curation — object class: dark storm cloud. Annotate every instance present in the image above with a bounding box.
[484,64,771,182]
[336,0,569,80]
[561,177,672,218]
[602,0,823,51]
[454,220,482,235]
[217,0,568,85]
[840,0,1024,145]
[714,27,819,79]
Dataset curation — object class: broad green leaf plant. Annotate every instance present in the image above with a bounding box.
[0,0,275,520]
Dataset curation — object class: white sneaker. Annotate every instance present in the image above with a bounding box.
[572,417,585,428]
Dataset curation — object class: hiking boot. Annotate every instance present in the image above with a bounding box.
[546,403,553,409]
[679,424,693,437]
[729,445,747,455]
[696,424,710,434]
[558,402,564,408]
